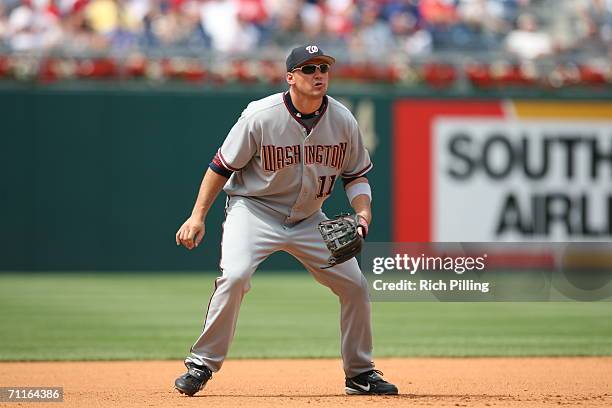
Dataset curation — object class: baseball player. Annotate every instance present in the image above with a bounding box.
[174,45,398,396]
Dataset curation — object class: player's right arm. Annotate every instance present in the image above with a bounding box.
[175,168,228,250]
[176,104,258,250]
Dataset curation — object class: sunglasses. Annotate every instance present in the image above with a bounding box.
[292,64,330,74]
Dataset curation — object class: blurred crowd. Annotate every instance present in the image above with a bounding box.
[0,0,610,60]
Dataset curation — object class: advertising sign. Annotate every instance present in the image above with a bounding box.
[394,100,612,242]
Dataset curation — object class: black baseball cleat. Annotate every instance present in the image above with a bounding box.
[345,369,399,395]
[174,363,213,396]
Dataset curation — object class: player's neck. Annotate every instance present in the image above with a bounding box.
[289,87,324,115]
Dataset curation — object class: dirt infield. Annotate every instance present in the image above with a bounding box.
[1,358,610,407]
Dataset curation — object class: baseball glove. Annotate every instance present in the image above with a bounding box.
[318,213,366,269]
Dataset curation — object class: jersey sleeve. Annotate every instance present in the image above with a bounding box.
[211,109,259,176]
[341,119,373,179]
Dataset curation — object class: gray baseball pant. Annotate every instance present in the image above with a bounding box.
[185,196,374,377]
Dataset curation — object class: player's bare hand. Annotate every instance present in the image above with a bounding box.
[176,217,205,250]
[356,213,369,238]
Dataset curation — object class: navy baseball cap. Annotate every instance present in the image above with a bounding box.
[286,45,336,72]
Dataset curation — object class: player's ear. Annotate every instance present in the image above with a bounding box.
[286,72,295,85]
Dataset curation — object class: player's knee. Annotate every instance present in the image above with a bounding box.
[336,276,369,300]
[222,273,252,293]
[353,277,370,298]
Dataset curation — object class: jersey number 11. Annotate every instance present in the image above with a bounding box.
[316,175,337,199]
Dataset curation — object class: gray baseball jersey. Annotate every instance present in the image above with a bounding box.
[211,92,372,223]
[186,91,375,379]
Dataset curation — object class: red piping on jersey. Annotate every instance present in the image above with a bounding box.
[283,91,328,133]
[217,149,240,172]
[195,196,230,341]
[343,162,373,178]
[190,275,220,354]
[211,153,225,169]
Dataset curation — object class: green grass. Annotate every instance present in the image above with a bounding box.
[0,272,611,361]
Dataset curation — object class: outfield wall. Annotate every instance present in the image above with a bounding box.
[0,85,391,270]
[1,84,610,270]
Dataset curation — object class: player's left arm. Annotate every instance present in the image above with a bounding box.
[345,176,371,238]
[341,116,373,237]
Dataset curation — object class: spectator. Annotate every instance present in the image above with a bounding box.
[147,0,208,50]
[264,1,305,48]
[420,0,457,25]
[388,6,432,56]
[350,2,394,58]
[324,0,354,38]
[451,0,509,50]
[0,0,608,67]
[0,3,8,46]
[505,12,553,59]
[419,0,458,49]
[575,0,612,54]
[8,0,62,51]
[59,1,109,52]
[85,0,121,34]
[300,0,324,41]
[200,0,259,53]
